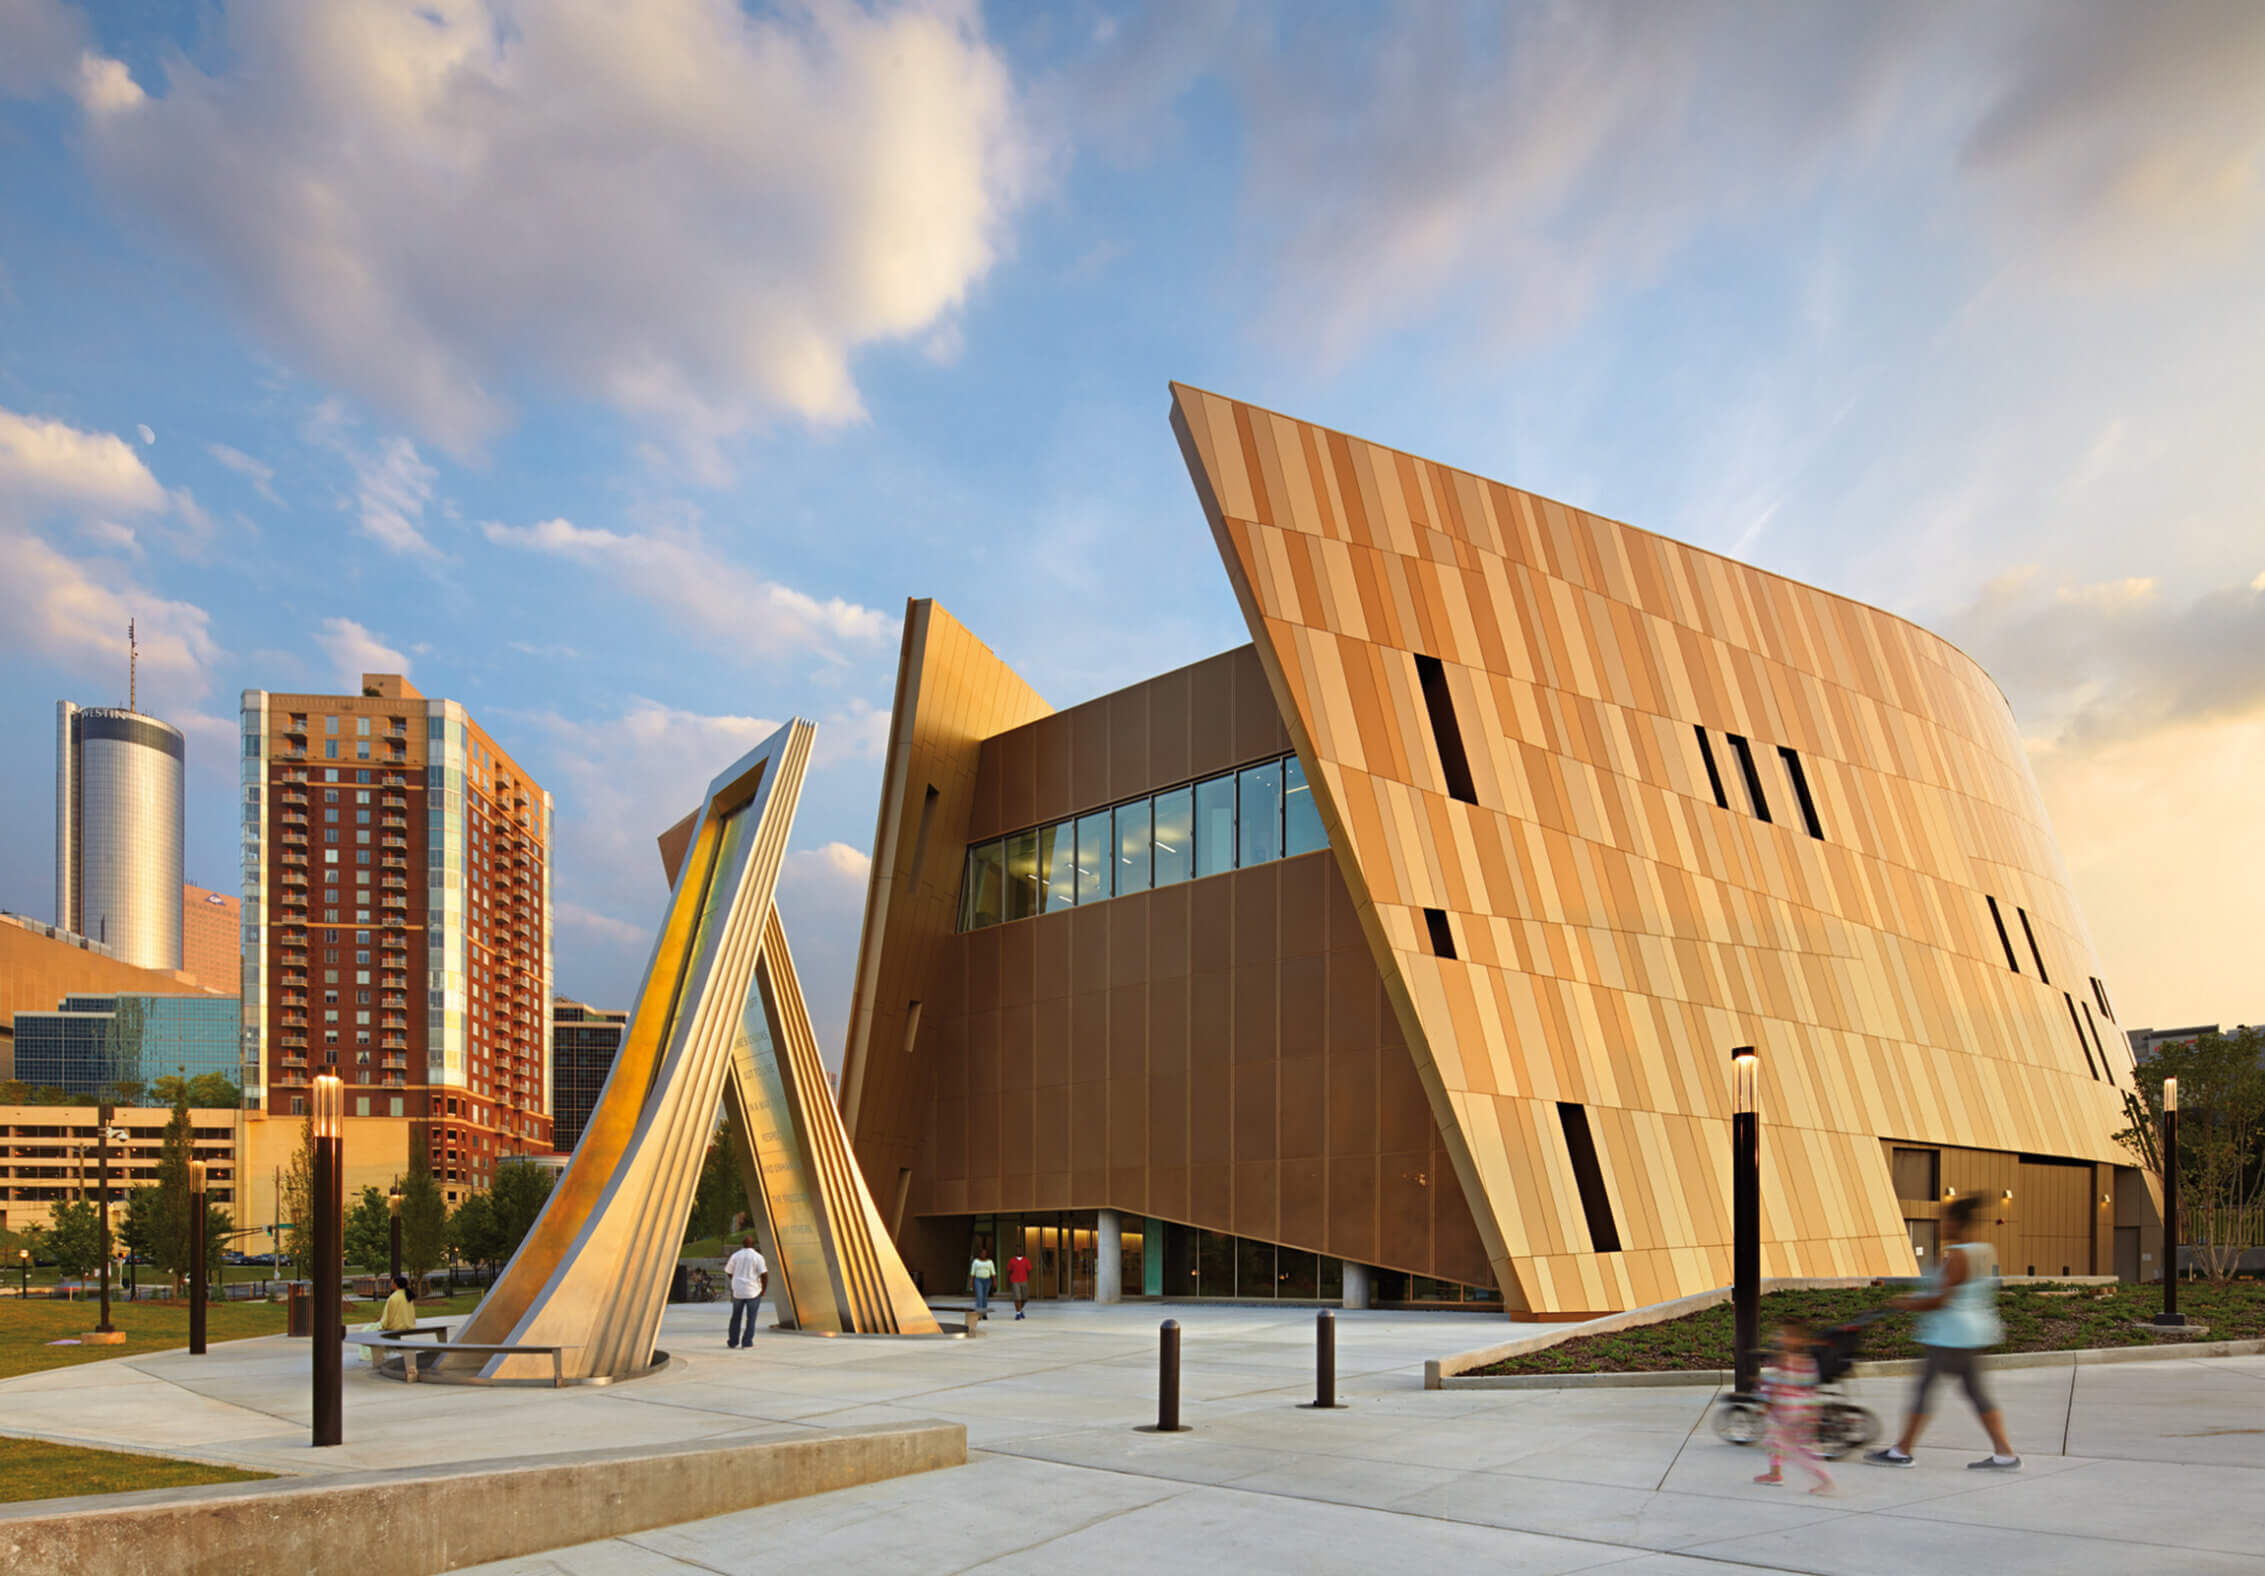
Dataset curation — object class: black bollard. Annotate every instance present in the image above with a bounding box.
[1142,1318,1191,1432]
[1301,1307,1348,1409]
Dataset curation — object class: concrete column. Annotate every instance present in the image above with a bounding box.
[1340,1261,1370,1310]
[1096,1210,1122,1303]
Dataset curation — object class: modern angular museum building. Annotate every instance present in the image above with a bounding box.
[835,385,2147,1316]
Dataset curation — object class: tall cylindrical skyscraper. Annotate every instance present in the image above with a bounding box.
[57,700,185,971]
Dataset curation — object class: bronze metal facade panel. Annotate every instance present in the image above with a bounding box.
[1170,382,2136,1312]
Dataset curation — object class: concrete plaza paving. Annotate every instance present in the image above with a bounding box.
[3,1301,2261,1572]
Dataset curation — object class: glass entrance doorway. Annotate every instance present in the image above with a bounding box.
[976,1213,1098,1299]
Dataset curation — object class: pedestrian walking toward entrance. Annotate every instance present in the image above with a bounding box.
[1866,1195,2020,1470]
[1752,1321,1833,1494]
[1007,1249,1032,1318]
[725,1236,767,1349]
[970,1247,996,1315]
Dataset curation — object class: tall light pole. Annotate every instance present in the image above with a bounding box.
[188,1159,209,1355]
[94,1103,117,1337]
[1731,1048,1760,1396]
[311,1076,344,1447]
[387,1185,403,1283]
[17,1248,28,1299]
[2154,1077,2185,1327]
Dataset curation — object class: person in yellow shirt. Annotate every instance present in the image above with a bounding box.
[379,1273,417,1332]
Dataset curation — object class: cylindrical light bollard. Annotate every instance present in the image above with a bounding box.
[1152,1318,1189,1432]
[312,1076,345,1446]
[1731,1048,1761,1397]
[1300,1307,1348,1409]
[2155,1077,2184,1327]
[188,1160,208,1355]
[388,1186,403,1283]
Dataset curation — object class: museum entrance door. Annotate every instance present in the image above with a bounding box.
[990,1213,1099,1299]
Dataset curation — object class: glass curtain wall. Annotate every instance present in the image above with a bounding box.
[959,750,1330,933]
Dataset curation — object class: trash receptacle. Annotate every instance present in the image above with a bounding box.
[669,1263,690,1304]
[287,1283,311,1337]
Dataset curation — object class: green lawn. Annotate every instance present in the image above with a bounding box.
[0,1438,275,1505]
[1472,1281,2265,1376]
[0,1293,482,1380]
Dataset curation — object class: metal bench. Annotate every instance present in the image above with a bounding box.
[345,1331,567,1387]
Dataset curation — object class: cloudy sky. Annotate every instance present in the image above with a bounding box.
[3,0,2262,1055]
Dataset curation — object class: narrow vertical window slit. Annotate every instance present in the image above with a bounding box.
[2063,992,2098,1080]
[1422,907,1457,960]
[1985,896,2020,973]
[1777,746,1825,840]
[1556,1103,1622,1253]
[1724,733,1771,822]
[2016,906,2050,984]
[1693,726,1729,810]
[1413,654,1479,806]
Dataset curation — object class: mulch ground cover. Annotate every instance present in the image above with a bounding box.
[1471,1280,2265,1376]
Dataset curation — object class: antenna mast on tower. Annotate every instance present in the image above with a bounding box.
[129,618,138,712]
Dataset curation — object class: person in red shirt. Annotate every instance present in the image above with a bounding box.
[1006,1249,1033,1319]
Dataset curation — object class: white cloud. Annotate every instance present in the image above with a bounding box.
[208,442,283,505]
[72,0,1032,472]
[484,515,893,657]
[553,899,649,951]
[0,407,167,515]
[315,617,411,689]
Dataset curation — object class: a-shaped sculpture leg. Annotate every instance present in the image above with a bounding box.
[723,907,938,1336]
[449,724,811,1382]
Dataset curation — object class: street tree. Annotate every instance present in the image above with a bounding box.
[45,1201,103,1281]
[488,1158,555,1266]
[2117,1025,2265,1283]
[345,1186,391,1272]
[398,1157,447,1290]
[447,1191,502,1275]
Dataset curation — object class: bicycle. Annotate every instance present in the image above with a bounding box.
[1712,1310,1884,1459]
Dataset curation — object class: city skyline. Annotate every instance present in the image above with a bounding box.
[3,2,2263,1055]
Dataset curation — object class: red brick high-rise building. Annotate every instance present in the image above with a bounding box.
[239,674,553,1203]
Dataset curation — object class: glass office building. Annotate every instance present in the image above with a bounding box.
[11,993,243,1102]
[56,701,185,972]
[551,999,627,1155]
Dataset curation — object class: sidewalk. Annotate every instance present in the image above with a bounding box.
[5,1301,2261,1572]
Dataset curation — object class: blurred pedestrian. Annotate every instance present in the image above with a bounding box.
[1867,1194,2019,1470]
[1752,1320,1833,1493]
[1007,1247,1032,1319]
[970,1243,996,1316]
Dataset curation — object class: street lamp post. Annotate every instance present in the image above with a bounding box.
[95,1104,116,1336]
[311,1076,345,1446]
[387,1186,402,1283]
[189,1160,209,1355]
[16,1248,27,1299]
[1731,1048,1761,1397]
[2154,1077,2185,1327]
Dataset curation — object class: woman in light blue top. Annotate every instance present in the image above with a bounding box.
[1866,1195,2020,1470]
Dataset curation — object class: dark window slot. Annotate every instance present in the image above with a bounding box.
[2016,906,2050,984]
[1777,746,1825,840]
[1724,734,1771,822]
[2091,976,2115,1022]
[1413,654,1479,805]
[1422,907,1458,960]
[907,784,940,888]
[2063,992,2099,1080]
[2081,999,2114,1086]
[1556,1103,1622,1253]
[1985,896,2020,973]
[1890,1146,1939,1201]
[1693,726,1729,809]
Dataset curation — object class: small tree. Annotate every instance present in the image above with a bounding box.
[398,1157,447,1292]
[489,1158,556,1267]
[2117,1025,2265,1284]
[447,1192,502,1275]
[344,1186,391,1272]
[45,1201,103,1281]
[151,1088,197,1291]
[277,1118,317,1275]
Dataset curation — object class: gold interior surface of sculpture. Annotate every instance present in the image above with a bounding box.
[449,718,932,1383]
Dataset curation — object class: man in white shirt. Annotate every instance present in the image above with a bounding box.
[724,1235,768,1349]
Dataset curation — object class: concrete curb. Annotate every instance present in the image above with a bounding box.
[1436,1337,2265,1390]
[0,1420,965,1576]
